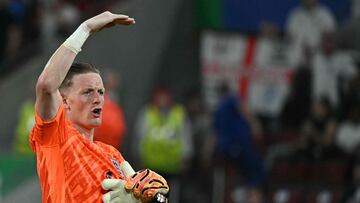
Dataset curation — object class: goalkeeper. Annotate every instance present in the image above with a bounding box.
[30,11,168,203]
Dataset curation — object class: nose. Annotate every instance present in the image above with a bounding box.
[93,92,104,104]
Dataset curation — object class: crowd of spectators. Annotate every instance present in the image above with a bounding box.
[180,0,360,202]
[0,0,41,76]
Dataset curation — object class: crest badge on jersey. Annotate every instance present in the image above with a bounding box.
[111,158,124,178]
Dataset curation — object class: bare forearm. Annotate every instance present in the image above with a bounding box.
[36,46,77,93]
[37,23,91,93]
[35,45,78,120]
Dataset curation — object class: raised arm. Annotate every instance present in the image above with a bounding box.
[35,11,135,120]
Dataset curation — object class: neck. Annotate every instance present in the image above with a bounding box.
[73,124,94,142]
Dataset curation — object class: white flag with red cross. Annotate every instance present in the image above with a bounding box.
[201,31,294,116]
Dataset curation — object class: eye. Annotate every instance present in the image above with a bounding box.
[98,89,105,95]
[83,89,93,95]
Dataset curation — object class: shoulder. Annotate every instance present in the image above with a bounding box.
[316,5,333,15]
[34,102,65,127]
[30,103,68,148]
[313,5,335,22]
[96,141,116,151]
[173,104,185,112]
[288,7,304,19]
[95,141,124,159]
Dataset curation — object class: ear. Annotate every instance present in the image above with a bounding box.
[61,94,71,111]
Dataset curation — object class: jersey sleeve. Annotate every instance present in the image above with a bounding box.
[29,102,66,150]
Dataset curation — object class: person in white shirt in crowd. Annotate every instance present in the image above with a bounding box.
[312,32,357,109]
[285,0,336,66]
[254,22,288,67]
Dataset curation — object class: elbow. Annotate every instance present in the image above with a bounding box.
[36,74,55,94]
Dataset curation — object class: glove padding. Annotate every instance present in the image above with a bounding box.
[102,179,140,203]
[124,169,169,203]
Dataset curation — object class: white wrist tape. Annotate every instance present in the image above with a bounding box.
[62,23,91,54]
[120,161,136,178]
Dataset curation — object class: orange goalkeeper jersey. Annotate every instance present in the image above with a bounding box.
[30,103,126,203]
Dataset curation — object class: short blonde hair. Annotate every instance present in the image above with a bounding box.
[59,62,100,92]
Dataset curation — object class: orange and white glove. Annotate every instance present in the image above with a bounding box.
[124,169,169,203]
[102,162,169,203]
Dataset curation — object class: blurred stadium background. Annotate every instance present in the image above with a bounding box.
[1,0,360,202]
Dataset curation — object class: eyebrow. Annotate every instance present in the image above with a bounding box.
[82,87,105,92]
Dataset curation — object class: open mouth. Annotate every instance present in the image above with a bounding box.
[92,108,102,117]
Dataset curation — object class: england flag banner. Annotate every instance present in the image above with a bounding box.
[201,31,294,116]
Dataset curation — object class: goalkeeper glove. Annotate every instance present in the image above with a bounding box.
[102,161,169,203]
[124,169,169,203]
[102,179,140,203]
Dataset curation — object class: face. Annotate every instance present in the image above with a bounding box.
[154,91,172,110]
[63,73,105,130]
